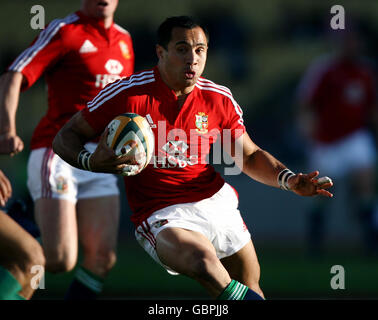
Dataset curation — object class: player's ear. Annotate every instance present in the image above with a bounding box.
[156,44,166,60]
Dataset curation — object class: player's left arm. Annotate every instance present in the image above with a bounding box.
[230,132,333,197]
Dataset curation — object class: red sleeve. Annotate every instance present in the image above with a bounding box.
[81,79,127,135]
[7,20,66,91]
[123,33,135,76]
[223,95,246,141]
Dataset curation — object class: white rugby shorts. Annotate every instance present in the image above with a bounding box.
[310,129,377,179]
[135,183,251,275]
[27,143,119,203]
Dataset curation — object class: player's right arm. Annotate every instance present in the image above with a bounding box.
[0,17,71,156]
[0,71,25,156]
[53,111,138,175]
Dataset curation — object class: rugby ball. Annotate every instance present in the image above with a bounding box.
[106,113,154,176]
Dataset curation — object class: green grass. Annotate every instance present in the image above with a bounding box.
[32,241,378,300]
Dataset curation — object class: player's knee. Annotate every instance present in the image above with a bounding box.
[45,253,76,274]
[96,249,117,273]
[28,241,45,270]
[84,248,117,276]
[15,239,45,276]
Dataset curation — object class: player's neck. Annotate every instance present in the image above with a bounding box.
[103,16,113,29]
[80,10,113,29]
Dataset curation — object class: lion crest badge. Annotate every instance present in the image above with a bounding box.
[195,112,208,134]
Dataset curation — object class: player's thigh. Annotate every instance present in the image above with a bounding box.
[156,227,220,275]
[220,239,261,290]
[34,198,78,266]
[0,211,44,275]
[76,195,120,255]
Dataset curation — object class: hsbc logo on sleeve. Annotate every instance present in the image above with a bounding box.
[95,59,124,88]
[153,140,198,168]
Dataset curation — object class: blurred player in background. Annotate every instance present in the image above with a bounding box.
[53,16,333,300]
[0,170,45,300]
[297,27,378,256]
[0,0,134,299]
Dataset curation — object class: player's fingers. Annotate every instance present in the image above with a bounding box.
[307,171,319,180]
[0,172,12,195]
[15,138,24,153]
[0,178,12,206]
[317,189,333,198]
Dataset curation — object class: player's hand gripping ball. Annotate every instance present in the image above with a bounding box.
[106,113,155,176]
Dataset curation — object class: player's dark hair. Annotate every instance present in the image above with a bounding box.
[157,16,209,49]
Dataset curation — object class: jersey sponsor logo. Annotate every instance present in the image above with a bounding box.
[119,40,132,59]
[153,140,198,168]
[104,59,124,75]
[195,112,208,134]
[79,39,98,53]
[162,140,188,155]
[95,59,125,88]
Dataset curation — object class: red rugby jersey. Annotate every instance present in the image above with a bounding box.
[81,67,246,227]
[297,55,376,143]
[8,11,134,149]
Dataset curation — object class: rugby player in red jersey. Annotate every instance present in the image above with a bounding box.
[0,0,134,299]
[53,16,333,300]
[297,28,378,256]
[0,170,45,300]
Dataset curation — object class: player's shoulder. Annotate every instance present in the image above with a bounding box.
[87,69,156,110]
[195,77,234,100]
[45,12,80,33]
[306,53,336,75]
[119,69,156,88]
[113,23,132,37]
[37,12,81,43]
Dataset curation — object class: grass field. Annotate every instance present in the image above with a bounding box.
[32,240,378,300]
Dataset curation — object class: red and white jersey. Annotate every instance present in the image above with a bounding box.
[81,67,246,227]
[8,11,134,149]
[297,54,376,143]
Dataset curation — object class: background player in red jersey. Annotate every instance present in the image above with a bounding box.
[53,16,333,300]
[0,170,45,300]
[0,0,134,299]
[297,28,378,256]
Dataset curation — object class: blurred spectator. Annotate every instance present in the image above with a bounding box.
[296,27,378,256]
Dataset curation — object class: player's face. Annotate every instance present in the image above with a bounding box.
[157,26,208,93]
[81,0,118,19]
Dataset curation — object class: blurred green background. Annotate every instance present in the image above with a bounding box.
[1,0,378,299]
